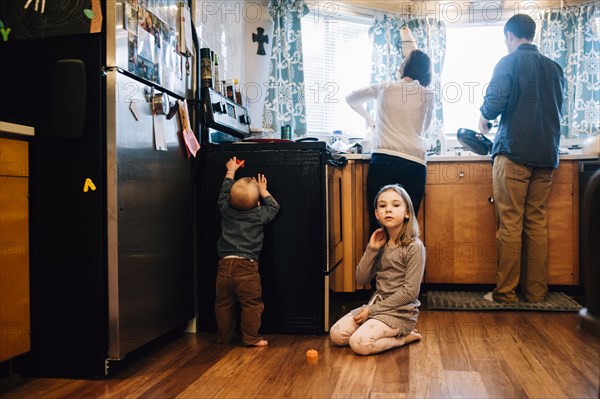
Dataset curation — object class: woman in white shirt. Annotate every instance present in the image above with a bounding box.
[346,49,434,230]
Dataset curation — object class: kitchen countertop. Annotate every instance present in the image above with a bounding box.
[339,150,599,162]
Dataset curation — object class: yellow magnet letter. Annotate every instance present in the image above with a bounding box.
[83,178,97,192]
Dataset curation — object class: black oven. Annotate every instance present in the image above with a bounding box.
[196,88,341,334]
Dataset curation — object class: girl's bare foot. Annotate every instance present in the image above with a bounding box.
[249,339,268,347]
[404,329,422,344]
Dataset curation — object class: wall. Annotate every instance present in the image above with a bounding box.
[194,1,271,129]
[194,1,244,92]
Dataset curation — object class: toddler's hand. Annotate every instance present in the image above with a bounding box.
[257,174,269,197]
[226,157,241,173]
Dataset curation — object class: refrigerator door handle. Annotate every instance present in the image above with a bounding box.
[108,67,186,101]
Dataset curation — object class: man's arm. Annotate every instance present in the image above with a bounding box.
[479,57,514,128]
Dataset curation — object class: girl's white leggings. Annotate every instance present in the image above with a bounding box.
[330,309,406,355]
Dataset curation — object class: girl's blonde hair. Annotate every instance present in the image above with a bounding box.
[374,184,420,246]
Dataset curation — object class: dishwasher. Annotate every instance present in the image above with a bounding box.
[579,159,600,317]
[579,160,600,274]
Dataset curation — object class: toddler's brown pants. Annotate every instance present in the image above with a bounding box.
[215,257,265,346]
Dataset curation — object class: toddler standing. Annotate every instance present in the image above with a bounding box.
[215,156,280,347]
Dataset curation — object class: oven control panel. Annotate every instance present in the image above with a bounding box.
[201,88,250,141]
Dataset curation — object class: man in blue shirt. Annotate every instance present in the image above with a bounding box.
[479,14,565,303]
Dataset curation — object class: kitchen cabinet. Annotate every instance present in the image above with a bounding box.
[329,160,370,292]
[331,158,580,290]
[329,160,424,291]
[424,160,579,284]
[327,165,344,282]
[0,138,30,362]
[424,162,497,283]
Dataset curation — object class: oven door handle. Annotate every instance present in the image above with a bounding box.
[323,261,342,276]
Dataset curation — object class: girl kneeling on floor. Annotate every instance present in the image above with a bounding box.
[330,184,425,355]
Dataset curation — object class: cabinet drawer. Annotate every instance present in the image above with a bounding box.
[426,162,493,185]
[427,161,574,186]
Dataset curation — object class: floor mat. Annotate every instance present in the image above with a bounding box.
[427,291,582,311]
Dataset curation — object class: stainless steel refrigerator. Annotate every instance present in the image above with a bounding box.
[0,0,195,377]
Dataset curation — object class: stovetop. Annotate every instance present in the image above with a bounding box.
[205,140,329,152]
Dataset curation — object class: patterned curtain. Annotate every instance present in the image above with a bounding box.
[369,14,446,138]
[536,5,600,137]
[263,0,309,137]
[369,15,446,139]
[369,14,405,83]
[406,18,446,138]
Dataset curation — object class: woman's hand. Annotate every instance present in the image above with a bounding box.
[352,306,370,324]
[369,228,387,250]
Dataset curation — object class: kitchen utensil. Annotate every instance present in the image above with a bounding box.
[151,92,169,115]
[457,128,493,155]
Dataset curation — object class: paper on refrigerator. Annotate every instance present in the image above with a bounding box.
[178,99,200,157]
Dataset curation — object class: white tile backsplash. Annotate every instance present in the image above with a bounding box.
[195,0,245,85]
[194,1,272,128]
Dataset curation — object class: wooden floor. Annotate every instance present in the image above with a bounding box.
[1,303,599,398]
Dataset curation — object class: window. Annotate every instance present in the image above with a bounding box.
[303,14,510,137]
[302,9,372,136]
[441,24,507,134]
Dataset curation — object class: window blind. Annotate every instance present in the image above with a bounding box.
[302,11,372,136]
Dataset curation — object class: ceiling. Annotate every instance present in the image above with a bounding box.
[337,0,593,21]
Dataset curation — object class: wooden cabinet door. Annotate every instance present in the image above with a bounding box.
[424,183,497,283]
[546,161,577,284]
[328,166,344,271]
[330,160,370,292]
[0,176,31,361]
[424,161,578,285]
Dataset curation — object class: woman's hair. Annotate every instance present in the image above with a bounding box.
[400,49,432,87]
[374,184,420,246]
[229,177,260,211]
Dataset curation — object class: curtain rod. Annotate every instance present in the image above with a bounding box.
[557,0,598,9]
[335,3,378,19]
[333,0,597,19]
[336,3,429,20]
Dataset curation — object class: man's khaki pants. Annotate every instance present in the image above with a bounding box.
[492,155,554,303]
